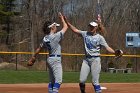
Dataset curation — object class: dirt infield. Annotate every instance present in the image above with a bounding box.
[0,83,140,93]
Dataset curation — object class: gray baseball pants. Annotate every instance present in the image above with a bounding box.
[79,57,101,85]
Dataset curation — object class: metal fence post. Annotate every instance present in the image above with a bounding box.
[16,53,18,71]
[46,54,47,71]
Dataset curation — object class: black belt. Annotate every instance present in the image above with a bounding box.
[49,55,61,57]
[86,55,100,58]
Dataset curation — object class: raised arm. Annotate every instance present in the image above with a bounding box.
[64,16,81,34]
[59,12,68,33]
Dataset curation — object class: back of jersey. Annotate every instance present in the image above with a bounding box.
[40,31,64,55]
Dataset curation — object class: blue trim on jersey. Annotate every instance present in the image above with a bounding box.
[49,55,61,57]
[86,55,100,58]
[60,32,63,39]
[46,41,52,50]
[41,37,52,50]
[85,36,94,50]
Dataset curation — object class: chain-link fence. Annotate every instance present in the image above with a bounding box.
[0,52,139,73]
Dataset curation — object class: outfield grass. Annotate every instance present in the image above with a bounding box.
[0,70,140,84]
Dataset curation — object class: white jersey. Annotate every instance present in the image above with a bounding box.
[79,31,109,56]
[40,30,64,55]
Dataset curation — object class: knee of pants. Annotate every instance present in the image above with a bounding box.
[55,81,62,85]
[79,75,87,83]
[55,78,62,85]
[55,78,62,84]
[79,78,86,84]
[92,80,100,85]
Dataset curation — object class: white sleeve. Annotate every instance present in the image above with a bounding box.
[99,35,109,48]
[78,30,87,37]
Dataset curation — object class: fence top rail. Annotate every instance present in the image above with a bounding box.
[0,51,140,58]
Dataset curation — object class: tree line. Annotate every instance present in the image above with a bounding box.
[0,0,140,72]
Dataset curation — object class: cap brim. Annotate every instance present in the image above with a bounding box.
[48,22,60,28]
[55,23,60,26]
[89,22,98,27]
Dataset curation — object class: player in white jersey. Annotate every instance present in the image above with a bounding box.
[65,18,115,93]
[27,12,68,93]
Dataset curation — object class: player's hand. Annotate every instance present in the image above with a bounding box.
[63,15,69,25]
[27,57,36,66]
[58,12,64,19]
[95,20,102,24]
[63,15,67,21]
[114,49,123,59]
[96,14,102,23]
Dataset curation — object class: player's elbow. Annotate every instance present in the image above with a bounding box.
[62,26,68,33]
[73,29,80,34]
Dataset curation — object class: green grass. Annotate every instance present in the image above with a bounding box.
[0,70,140,84]
[100,73,140,83]
[0,70,49,83]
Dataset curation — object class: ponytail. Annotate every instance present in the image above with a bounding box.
[42,21,52,35]
[97,22,106,36]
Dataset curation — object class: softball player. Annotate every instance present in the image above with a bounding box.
[27,12,68,93]
[65,19,115,93]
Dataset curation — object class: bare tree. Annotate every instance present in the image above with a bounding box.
[1,0,140,71]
